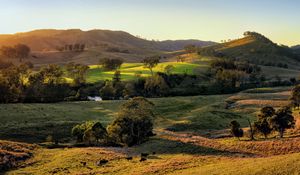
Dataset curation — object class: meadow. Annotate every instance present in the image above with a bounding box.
[86,62,203,82]
[2,86,300,174]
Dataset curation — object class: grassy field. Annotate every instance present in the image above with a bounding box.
[0,86,292,143]
[86,62,203,82]
[3,86,300,175]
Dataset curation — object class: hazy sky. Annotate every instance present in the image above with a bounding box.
[1,0,300,46]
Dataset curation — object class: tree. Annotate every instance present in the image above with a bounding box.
[164,65,174,75]
[142,56,160,76]
[38,64,65,85]
[0,46,16,58]
[269,106,295,138]
[72,121,94,143]
[72,121,107,144]
[144,74,170,97]
[14,44,31,62]
[65,62,89,86]
[80,44,86,51]
[254,106,275,139]
[112,70,121,84]
[176,55,185,62]
[99,58,123,71]
[99,81,116,100]
[290,85,300,109]
[107,97,155,146]
[247,118,255,140]
[92,122,108,143]
[229,120,244,140]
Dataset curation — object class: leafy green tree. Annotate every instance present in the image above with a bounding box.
[65,62,89,86]
[229,120,244,140]
[92,122,108,143]
[254,106,275,139]
[142,56,161,76]
[269,107,295,138]
[72,121,95,142]
[107,97,155,146]
[99,58,123,70]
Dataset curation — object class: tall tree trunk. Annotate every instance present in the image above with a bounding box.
[279,128,284,138]
[247,119,255,140]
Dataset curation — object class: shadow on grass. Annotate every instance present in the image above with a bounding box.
[132,137,255,157]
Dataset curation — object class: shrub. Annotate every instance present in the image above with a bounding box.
[229,120,244,140]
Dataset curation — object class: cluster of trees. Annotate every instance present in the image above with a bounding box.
[208,59,264,93]
[0,44,31,62]
[231,106,295,140]
[72,97,155,146]
[0,61,91,103]
[56,44,86,52]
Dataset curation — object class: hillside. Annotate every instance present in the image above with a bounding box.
[0,29,214,52]
[292,45,300,55]
[0,29,214,65]
[198,32,300,69]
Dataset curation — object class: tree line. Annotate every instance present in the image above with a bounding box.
[1,44,31,62]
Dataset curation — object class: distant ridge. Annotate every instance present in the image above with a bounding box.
[0,29,215,52]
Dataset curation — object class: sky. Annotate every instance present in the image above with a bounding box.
[0,0,300,46]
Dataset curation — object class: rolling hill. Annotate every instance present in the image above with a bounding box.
[0,29,214,65]
[292,45,300,55]
[0,29,214,52]
[198,32,300,69]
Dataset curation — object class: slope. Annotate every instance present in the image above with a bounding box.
[198,32,300,69]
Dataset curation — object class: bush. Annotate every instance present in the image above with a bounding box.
[229,120,243,140]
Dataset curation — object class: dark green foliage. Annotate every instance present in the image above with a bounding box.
[269,107,295,138]
[254,106,275,139]
[254,119,272,139]
[65,62,89,86]
[99,58,123,70]
[229,120,244,140]
[72,121,107,144]
[99,81,116,100]
[107,97,155,146]
[144,74,170,97]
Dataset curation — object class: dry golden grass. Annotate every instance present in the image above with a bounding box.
[0,140,36,172]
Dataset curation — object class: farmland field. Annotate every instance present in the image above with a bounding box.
[3,85,300,174]
[86,62,203,82]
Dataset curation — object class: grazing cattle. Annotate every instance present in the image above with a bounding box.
[140,157,147,162]
[80,161,86,166]
[141,153,149,157]
[125,156,133,160]
[96,159,109,166]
